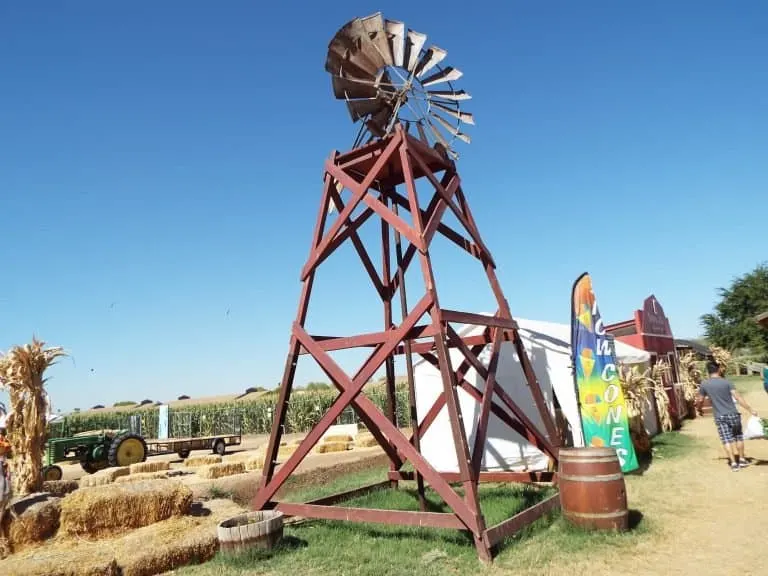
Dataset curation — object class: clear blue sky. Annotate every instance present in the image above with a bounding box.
[2,2,766,412]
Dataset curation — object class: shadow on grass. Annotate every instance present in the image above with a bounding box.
[628,509,644,530]
[214,536,309,567]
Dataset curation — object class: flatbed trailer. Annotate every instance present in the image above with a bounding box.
[145,433,241,459]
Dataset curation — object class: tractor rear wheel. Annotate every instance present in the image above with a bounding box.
[108,432,147,467]
[42,465,63,481]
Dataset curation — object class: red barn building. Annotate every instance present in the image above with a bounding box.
[606,295,687,427]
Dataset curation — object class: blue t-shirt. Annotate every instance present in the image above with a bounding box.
[699,377,739,418]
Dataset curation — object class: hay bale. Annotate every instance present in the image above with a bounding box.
[196,462,246,480]
[59,479,192,538]
[42,480,79,497]
[0,499,244,576]
[1,494,61,553]
[129,461,169,474]
[0,551,120,576]
[243,445,297,471]
[244,455,264,472]
[115,498,244,576]
[222,450,259,462]
[79,467,130,488]
[323,434,353,443]
[183,455,222,468]
[315,441,351,454]
[115,471,169,484]
[354,434,379,448]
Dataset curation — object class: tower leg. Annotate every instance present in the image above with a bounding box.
[400,143,490,561]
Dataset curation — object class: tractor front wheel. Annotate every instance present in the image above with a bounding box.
[42,465,63,482]
[108,433,147,467]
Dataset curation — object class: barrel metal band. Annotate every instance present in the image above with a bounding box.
[559,457,618,464]
[558,472,624,482]
[564,510,628,519]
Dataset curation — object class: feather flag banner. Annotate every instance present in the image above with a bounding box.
[571,273,639,473]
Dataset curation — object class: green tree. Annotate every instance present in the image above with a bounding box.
[700,263,768,359]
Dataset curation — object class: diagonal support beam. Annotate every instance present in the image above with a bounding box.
[255,293,432,509]
[301,133,403,281]
[328,179,385,299]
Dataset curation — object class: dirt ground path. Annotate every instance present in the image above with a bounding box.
[543,384,768,576]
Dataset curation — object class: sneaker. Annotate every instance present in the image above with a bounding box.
[738,459,750,468]
[730,462,740,471]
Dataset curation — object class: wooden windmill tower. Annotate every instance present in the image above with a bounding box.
[253,12,562,562]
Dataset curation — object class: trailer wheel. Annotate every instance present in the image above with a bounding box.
[108,432,148,467]
[212,439,226,456]
[177,448,190,459]
[42,465,63,481]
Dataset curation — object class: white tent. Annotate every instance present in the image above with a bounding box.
[413,317,651,474]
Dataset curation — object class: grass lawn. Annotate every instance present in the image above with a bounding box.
[174,375,767,576]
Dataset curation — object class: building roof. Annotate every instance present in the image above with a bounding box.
[674,338,711,356]
[756,311,768,326]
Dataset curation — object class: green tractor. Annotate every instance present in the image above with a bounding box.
[42,429,148,481]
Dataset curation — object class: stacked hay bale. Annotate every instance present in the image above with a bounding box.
[196,462,246,480]
[353,431,379,448]
[0,498,245,576]
[129,461,169,475]
[60,479,192,538]
[79,467,131,488]
[0,494,61,556]
[42,480,79,497]
[314,434,353,454]
[183,455,222,468]
[115,472,169,484]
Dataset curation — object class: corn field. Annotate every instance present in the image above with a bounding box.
[48,387,412,439]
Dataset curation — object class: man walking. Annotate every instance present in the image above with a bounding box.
[696,361,758,471]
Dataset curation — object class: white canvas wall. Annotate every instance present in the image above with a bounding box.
[414,317,651,473]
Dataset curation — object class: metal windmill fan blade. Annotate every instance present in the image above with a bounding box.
[360,13,393,67]
[421,66,463,87]
[347,98,386,122]
[325,18,386,79]
[404,30,428,73]
[431,101,475,125]
[385,19,406,67]
[427,89,471,101]
[414,46,447,78]
[430,112,472,143]
[332,74,378,100]
[425,117,451,150]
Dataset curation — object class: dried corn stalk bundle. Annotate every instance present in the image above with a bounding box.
[618,365,653,454]
[709,346,732,374]
[679,352,703,402]
[0,339,66,496]
[651,360,673,432]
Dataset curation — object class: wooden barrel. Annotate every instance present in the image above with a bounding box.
[217,510,284,554]
[557,447,628,531]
